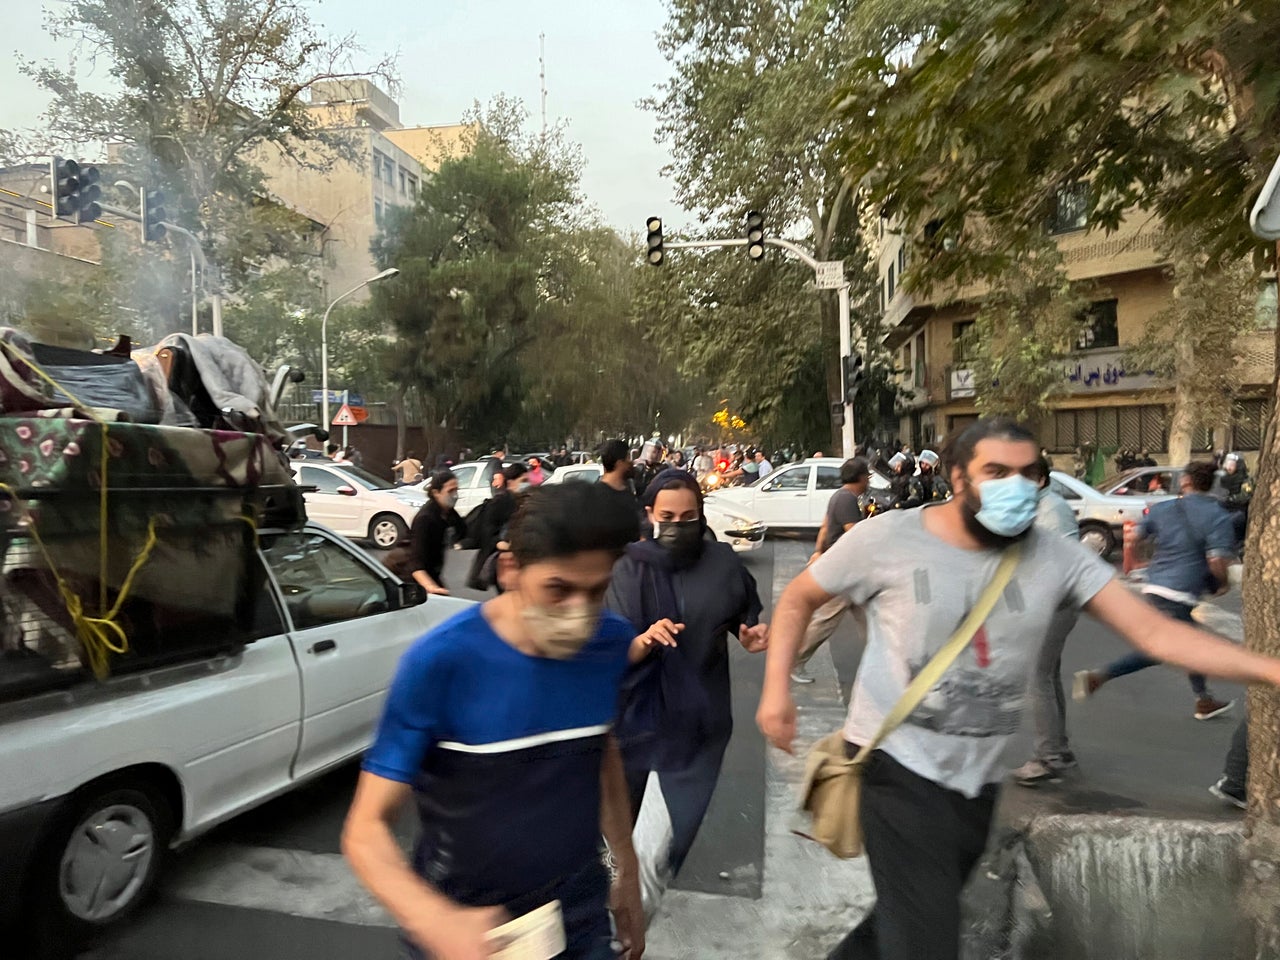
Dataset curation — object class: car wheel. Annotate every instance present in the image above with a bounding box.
[31,779,173,948]
[369,514,409,549]
[1079,521,1116,557]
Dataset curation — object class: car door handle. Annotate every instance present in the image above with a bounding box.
[309,639,337,655]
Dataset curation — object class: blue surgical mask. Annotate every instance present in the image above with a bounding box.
[974,474,1038,537]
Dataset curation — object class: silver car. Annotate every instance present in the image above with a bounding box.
[1048,470,1166,556]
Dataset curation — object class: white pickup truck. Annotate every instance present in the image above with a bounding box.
[0,522,470,946]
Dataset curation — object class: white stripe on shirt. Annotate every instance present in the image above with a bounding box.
[437,724,611,754]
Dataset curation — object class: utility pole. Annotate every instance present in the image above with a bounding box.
[660,235,858,457]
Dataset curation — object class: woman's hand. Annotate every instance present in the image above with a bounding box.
[738,622,769,653]
[628,619,684,663]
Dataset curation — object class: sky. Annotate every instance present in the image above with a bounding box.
[0,0,682,231]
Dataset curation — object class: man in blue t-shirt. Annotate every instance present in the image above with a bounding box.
[343,484,644,960]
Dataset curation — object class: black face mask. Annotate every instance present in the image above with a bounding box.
[654,518,704,562]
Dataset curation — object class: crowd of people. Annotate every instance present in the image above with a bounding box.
[338,420,1273,960]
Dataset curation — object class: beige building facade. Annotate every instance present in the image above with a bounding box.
[259,80,471,301]
[872,205,1276,468]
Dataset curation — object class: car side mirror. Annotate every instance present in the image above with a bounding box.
[398,581,427,607]
[337,485,358,497]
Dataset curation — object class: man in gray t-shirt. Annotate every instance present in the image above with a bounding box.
[756,418,1280,960]
[791,458,871,684]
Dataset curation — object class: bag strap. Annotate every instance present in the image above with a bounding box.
[850,541,1023,765]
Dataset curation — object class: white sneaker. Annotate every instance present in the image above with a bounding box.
[791,665,815,684]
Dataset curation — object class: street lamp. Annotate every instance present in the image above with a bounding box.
[320,267,399,430]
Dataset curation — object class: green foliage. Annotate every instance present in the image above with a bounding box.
[646,0,879,448]
[3,0,394,333]
[367,105,692,448]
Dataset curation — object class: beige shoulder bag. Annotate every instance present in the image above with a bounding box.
[796,542,1022,859]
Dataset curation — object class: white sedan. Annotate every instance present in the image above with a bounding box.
[707,458,893,530]
[291,461,425,548]
[544,463,767,552]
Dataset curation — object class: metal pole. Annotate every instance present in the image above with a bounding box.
[190,249,198,335]
[320,275,387,433]
[660,234,852,457]
[838,283,856,457]
[342,388,350,449]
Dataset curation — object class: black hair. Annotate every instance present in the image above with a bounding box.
[326,443,339,455]
[840,456,871,485]
[507,484,640,564]
[1030,455,1053,486]
[502,462,529,483]
[600,439,631,472]
[941,416,1037,478]
[1184,461,1217,492]
[428,468,457,494]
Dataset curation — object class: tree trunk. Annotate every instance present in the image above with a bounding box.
[392,385,408,462]
[1168,390,1195,467]
[1240,299,1280,956]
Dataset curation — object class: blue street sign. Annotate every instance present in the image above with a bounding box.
[311,390,364,406]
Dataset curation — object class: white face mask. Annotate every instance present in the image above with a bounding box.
[521,601,603,659]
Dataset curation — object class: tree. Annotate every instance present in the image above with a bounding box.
[3,0,394,330]
[830,0,1280,940]
[647,0,877,451]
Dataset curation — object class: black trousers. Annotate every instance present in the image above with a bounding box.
[828,750,999,960]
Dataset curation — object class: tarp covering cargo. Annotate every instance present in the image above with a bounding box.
[0,329,306,700]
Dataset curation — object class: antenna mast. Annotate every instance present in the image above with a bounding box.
[539,32,548,137]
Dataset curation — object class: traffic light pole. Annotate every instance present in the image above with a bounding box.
[661,236,857,457]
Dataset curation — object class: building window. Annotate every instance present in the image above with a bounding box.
[1076,299,1119,351]
[952,321,976,363]
[374,198,384,227]
[1049,404,1167,454]
[897,244,907,276]
[407,174,418,195]
[1257,278,1277,330]
[901,343,912,386]
[399,169,408,194]
[1234,398,1271,451]
[1051,181,1090,234]
[887,263,896,302]
[914,332,926,387]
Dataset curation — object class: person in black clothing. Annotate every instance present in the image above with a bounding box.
[607,468,767,914]
[632,440,666,500]
[1220,452,1253,548]
[465,462,529,591]
[598,439,641,520]
[917,449,951,503]
[888,452,923,509]
[409,469,466,596]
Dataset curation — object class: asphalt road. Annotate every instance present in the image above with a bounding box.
[69,537,1246,960]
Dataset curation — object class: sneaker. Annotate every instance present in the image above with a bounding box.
[1072,670,1105,702]
[1209,777,1247,810]
[1194,697,1234,720]
[1013,759,1065,787]
[790,665,815,684]
[1047,751,1078,770]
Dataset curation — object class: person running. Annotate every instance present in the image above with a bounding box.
[791,457,872,685]
[392,451,424,486]
[607,468,767,913]
[343,484,645,960]
[465,462,528,592]
[408,469,466,596]
[1210,716,1250,810]
[1013,456,1083,786]
[756,417,1280,960]
[1073,461,1235,720]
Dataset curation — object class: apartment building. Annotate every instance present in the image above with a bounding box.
[873,195,1276,464]
[259,80,471,301]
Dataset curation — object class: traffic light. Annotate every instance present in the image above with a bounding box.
[76,165,102,223]
[140,188,167,243]
[842,353,865,403]
[746,210,765,260]
[645,216,664,266]
[49,158,103,223]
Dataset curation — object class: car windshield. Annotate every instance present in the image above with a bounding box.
[332,464,395,490]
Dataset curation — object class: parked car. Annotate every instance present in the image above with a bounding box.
[0,522,469,942]
[291,461,425,548]
[706,458,893,530]
[542,463,767,552]
[1049,470,1162,556]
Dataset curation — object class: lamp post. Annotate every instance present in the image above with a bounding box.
[320,267,399,432]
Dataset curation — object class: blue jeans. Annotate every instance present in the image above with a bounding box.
[1102,594,1207,696]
